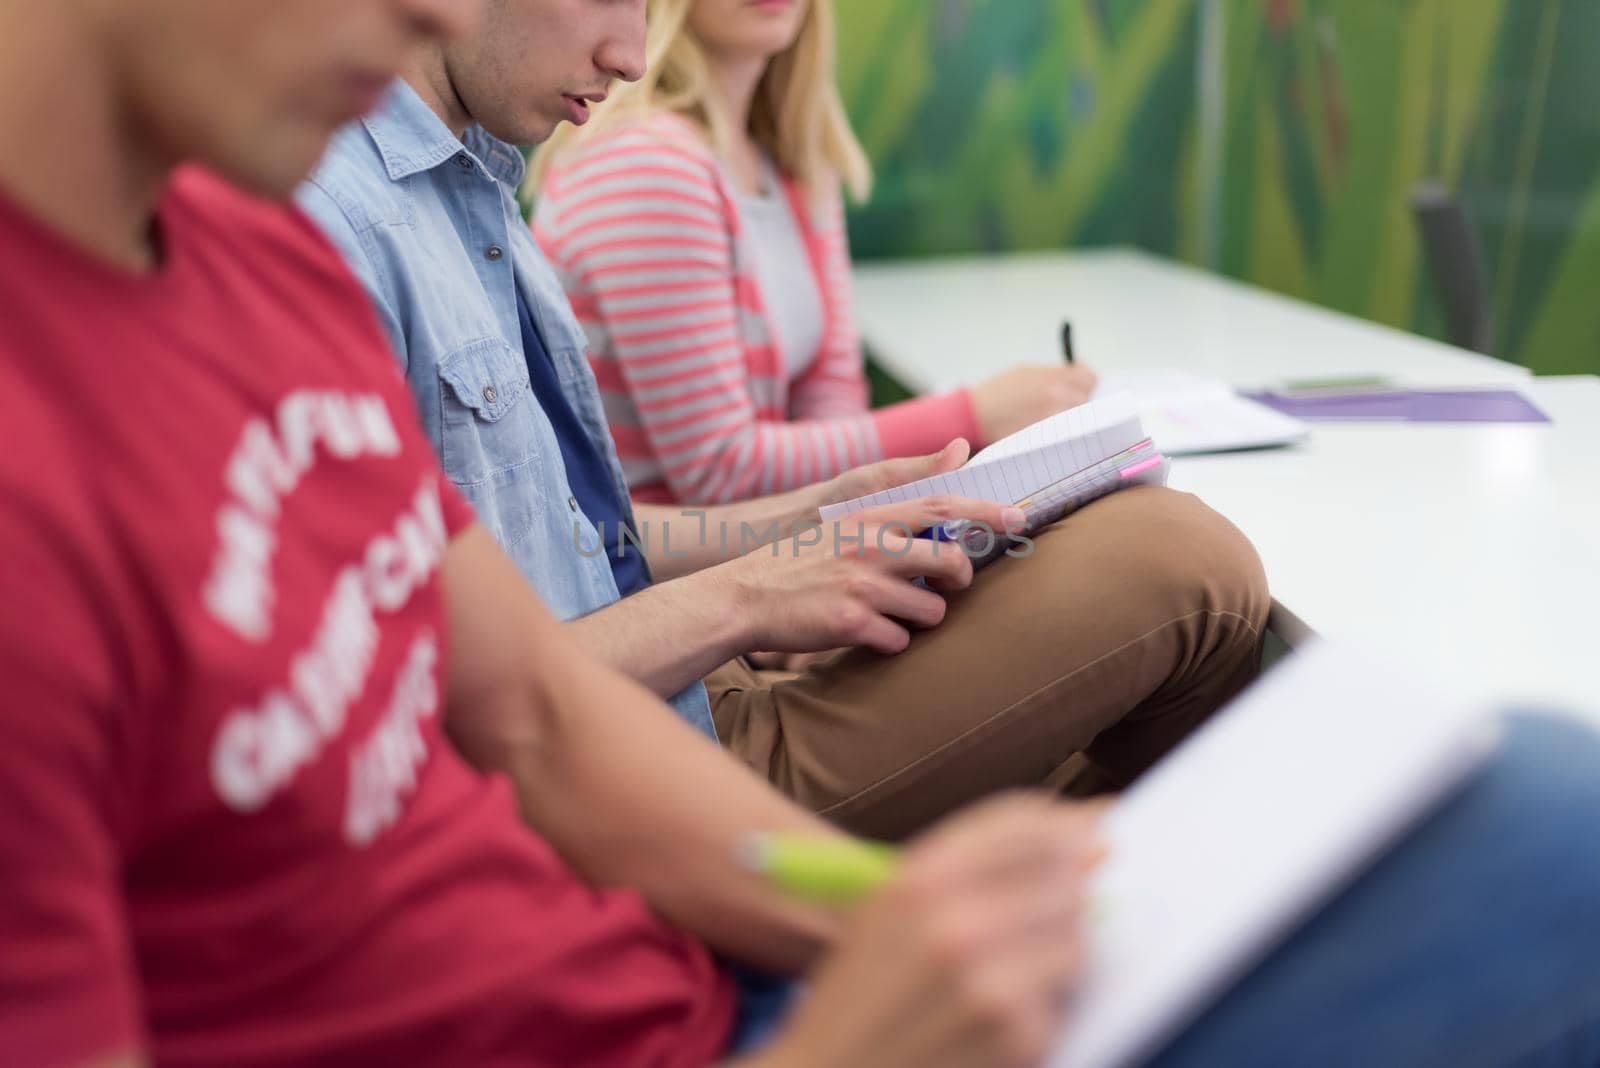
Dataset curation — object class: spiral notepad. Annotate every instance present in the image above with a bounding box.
[819,393,1168,541]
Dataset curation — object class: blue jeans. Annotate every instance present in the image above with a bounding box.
[727,964,798,1053]
[731,715,1600,1064]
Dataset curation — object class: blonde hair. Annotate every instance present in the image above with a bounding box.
[527,0,871,203]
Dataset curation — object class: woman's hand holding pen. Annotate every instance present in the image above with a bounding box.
[971,364,1099,445]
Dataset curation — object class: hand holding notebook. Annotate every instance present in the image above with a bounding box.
[820,393,1169,566]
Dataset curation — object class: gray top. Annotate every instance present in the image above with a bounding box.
[737,157,825,381]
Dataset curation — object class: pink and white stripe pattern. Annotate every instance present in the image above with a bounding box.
[533,112,979,505]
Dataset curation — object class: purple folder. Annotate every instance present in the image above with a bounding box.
[1240,389,1552,424]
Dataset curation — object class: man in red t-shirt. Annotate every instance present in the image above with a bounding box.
[0,3,1099,1066]
[10,5,1600,1068]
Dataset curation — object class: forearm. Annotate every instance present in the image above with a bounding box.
[565,568,757,697]
[457,647,840,973]
[634,489,824,581]
[443,528,841,974]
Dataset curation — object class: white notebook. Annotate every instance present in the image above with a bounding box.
[819,393,1166,526]
[1093,370,1308,456]
[1048,641,1503,1068]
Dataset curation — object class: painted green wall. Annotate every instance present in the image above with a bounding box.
[836,0,1600,374]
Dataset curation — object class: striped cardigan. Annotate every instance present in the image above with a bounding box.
[533,112,980,505]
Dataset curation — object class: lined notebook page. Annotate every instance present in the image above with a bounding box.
[821,393,1146,519]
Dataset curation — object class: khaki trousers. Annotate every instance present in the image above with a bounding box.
[705,486,1271,840]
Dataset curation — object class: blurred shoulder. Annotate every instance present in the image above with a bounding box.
[167,166,358,289]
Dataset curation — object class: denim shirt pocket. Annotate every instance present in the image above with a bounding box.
[435,336,546,550]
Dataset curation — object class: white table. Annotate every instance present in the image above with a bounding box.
[854,248,1529,394]
[1169,376,1600,713]
[854,249,1599,714]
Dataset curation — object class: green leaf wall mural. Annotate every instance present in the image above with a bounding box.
[836,0,1600,374]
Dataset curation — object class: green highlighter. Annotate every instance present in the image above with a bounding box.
[1279,374,1394,395]
[740,833,900,905]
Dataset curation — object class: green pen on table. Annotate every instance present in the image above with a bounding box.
[739,833,900,905]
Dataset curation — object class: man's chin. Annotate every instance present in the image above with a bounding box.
[212,136,332,201]
[536,114,566,143]
[534,118,564,146]
[479,113,561,150]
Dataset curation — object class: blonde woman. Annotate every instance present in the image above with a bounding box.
[531,0,1097,505]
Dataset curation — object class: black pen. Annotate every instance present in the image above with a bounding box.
[1060,320,1075,364]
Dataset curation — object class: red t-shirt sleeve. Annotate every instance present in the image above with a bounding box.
[0,502,143,1067]
[438,474,476,540]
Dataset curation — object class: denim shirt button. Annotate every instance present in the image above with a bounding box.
[482,384,498,404]
[485,245,504,261]
[568,496,579,512]
[454,153,473,170]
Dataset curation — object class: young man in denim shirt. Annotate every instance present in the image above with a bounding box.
[296,0,1274,838]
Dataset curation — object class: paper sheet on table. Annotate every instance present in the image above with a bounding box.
[1094,370,1308,455]
[1048,640,1502,1068]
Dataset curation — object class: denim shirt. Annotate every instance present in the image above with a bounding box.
[297,82,714,738]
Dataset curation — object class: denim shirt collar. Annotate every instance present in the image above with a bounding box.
[363,80,528,188]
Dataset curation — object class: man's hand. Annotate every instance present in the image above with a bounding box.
[591,443,1013,695]
[634,440,975,579]
[746,795,1105,1068]
[716,494,1026,656]
[971,365,1099,445]
[813,438,975,515]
